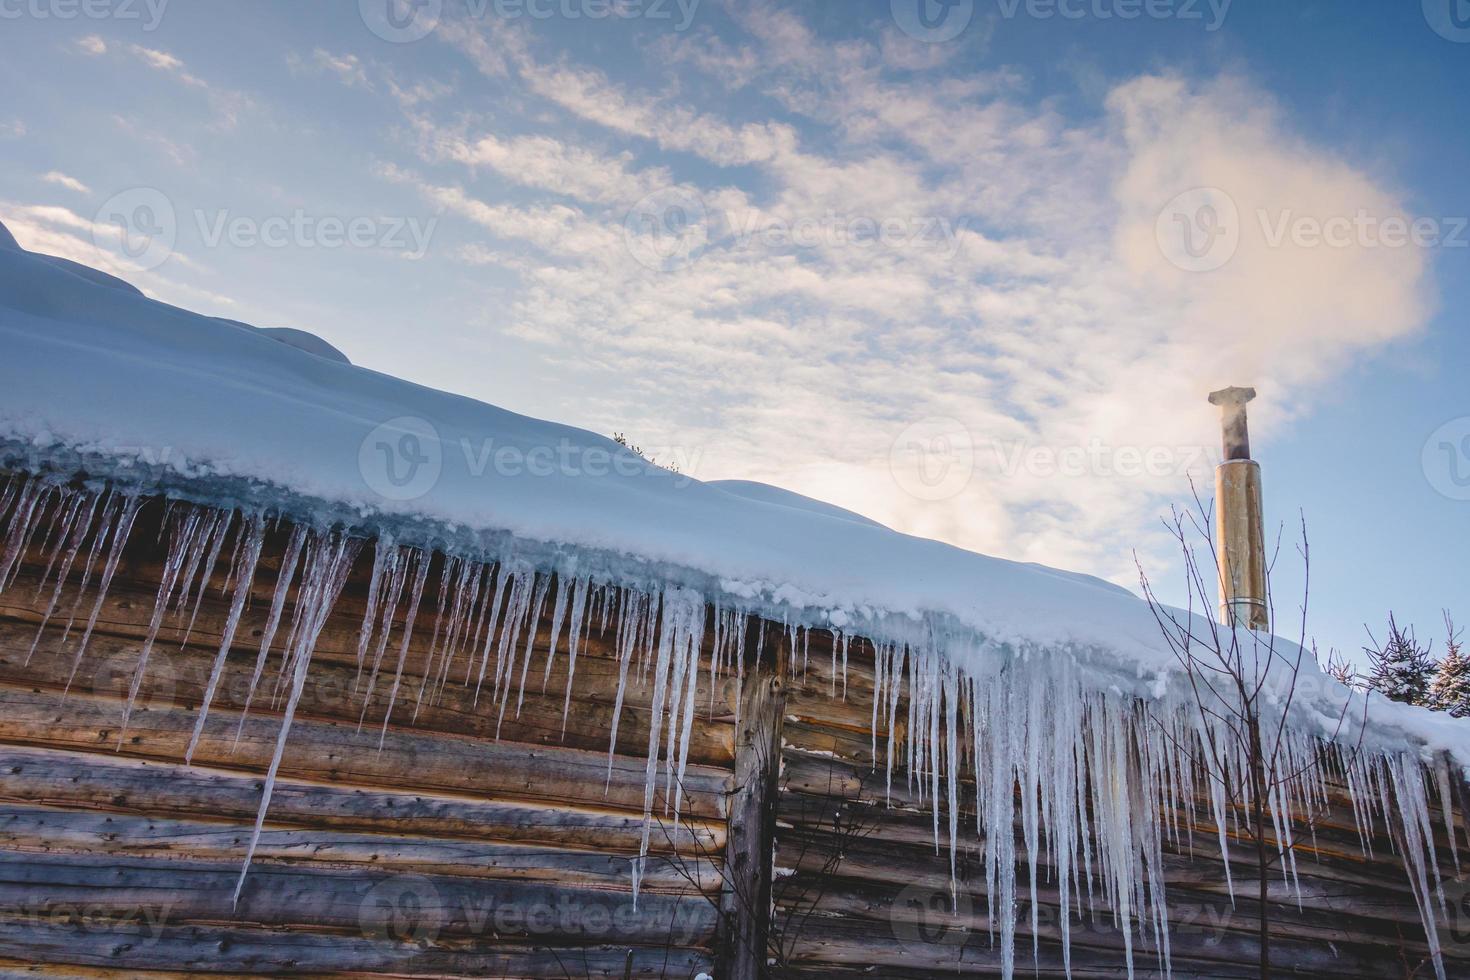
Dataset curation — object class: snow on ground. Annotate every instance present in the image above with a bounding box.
[0,220,1463,762]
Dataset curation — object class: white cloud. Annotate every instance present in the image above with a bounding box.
[130,44,187,74]
[119,44,253,129]
[76,35,107,56]
[290,48,371,89]
[422,131,677,209]
[398,14,1432,589]
[41,171,89,194]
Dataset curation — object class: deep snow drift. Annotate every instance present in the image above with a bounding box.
[0,222,1465,978]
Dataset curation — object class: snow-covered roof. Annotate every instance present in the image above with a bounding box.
[0,222,1464,763]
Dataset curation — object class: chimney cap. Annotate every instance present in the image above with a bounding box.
[1208,386,1257,407]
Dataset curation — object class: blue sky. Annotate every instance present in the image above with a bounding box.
[0,0,1465,666]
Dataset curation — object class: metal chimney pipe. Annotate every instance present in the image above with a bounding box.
[1208,387,1268,631]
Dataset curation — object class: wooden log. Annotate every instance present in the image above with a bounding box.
[781,904,1421,978]
[717,626,786,980]
[0,921,714,977]
[0,853,720,947]
[0,805,721,895]
[0,686,729,820]
[0,619,736,769]
[0,744,723,857]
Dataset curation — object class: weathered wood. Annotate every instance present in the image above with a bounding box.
[0,805,722,894]
[0,618,737,768]
[0,852,720,946]
[717,625,786,980]
[0,686,729,820]
[0,923,714,977]
[0,744,723,856]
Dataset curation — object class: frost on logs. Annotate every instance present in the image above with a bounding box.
[0,471,1456,980]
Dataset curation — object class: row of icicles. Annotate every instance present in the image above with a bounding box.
[0,471,1457,979]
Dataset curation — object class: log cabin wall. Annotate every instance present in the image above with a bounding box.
[0,491,729,977]
[774,628,1470,978]
[0,482,1467,978]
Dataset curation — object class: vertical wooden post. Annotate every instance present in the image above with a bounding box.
[718,623,786,980]
[1445,751,1470,862]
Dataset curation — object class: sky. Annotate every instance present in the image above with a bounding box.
[0,0,1465,667]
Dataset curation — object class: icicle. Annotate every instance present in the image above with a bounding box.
[416,556,475,717]
[470,562,510,697]
[560,575,591,735]
[63,493,142,690]
[436,559,487,702]
[376,548,431,746]
[30,488,88,602]
[0,477,53,593]
[116,505,219,743]
[354,534,396,684]
[187,512,265,763]
[1435,753,1460,873]
[235,524,307,740]
[176,508,230,646]
[540,573,570,693]
[25,489,101,665]
[357,543,410,719]
[233,529,360,907]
